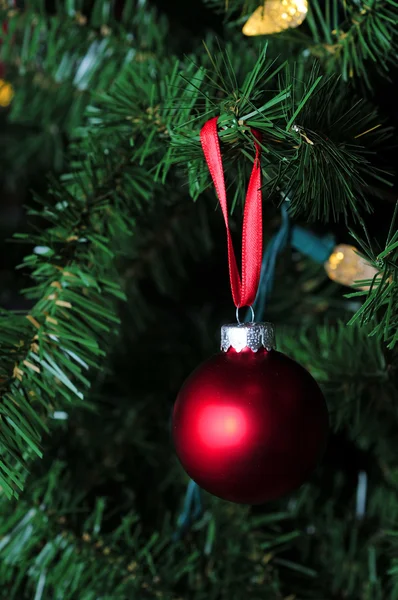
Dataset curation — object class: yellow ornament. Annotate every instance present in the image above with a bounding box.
[324,244,380,290]
[0,79,14,108]
[242,0,308,36]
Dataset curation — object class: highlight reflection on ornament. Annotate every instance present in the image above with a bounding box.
[324,244,380,290]
[198,405,248,448]
[243,0,308,37]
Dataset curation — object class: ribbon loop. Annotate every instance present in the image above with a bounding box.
[200,117,262,308]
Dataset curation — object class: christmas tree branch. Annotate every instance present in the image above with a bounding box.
[346,204,398,349]
[0,461,309,599]
[0,3,218,493]
[0,146,146,497]
[206,0,398,88]
[304,0,398,87]
[279,321,398,460]
[157,48,391,221]
[2,6,392,222]
[0,71,219,496]
[0,0,168,179]
[294,478,396,597]
[3,453,396,598]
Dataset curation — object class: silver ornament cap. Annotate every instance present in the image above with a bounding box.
[221,322,276,353]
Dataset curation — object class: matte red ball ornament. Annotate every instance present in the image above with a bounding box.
[173,322,329,504]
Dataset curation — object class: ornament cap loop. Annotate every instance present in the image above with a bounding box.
[236,305,255,324]
[221,322,276,353]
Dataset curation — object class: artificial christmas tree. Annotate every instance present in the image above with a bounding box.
[0,0,397,598]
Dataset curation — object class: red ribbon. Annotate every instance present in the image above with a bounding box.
[200,117,262,308]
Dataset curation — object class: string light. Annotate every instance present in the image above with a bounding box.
[289,228,380,290]
[324,244,380,290]
[242,0,308,37]
[0,79,13,107]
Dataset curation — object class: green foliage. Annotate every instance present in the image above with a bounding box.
[0,122,217,498]
[0,0,223,497]
[0,0,169,181]
[305,0,398,86]
[294,479,397,600]
[278,320,388,393]
[0,0,397,597]
[279,321,398,454]
[207,0,398,88]
[159,48,391,222]
[277,73,392,221]
[0,149,137,497]
[0,462,309,599]
[2,2,392,218]
[347,204,398,349]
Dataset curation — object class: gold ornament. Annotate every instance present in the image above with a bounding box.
[324,244,380,290]
[0,79,14,107]
[242,0,308,36]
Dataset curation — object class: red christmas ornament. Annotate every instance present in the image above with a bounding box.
[172,117,328,504]
[173,322,329,504]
